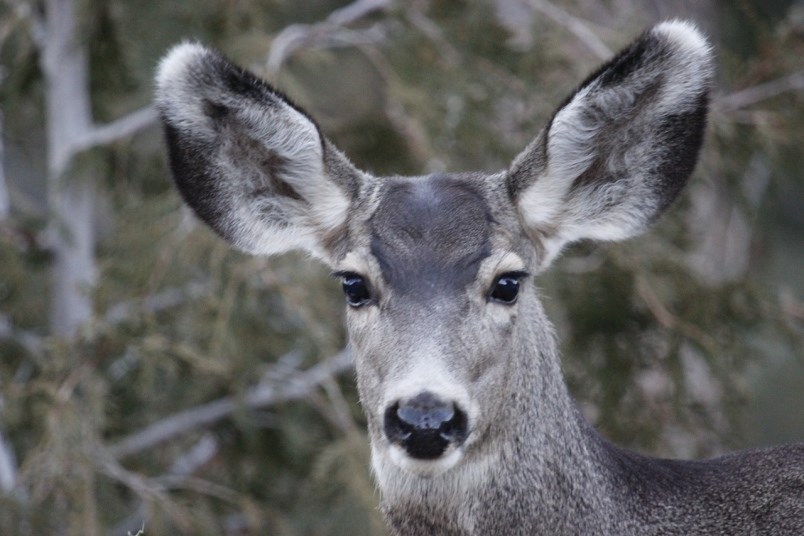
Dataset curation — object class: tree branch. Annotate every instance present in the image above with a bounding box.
[73,105,158,153]
[111,433,220,535]
[328,0,393,26]
[636,275,719,355]
[0,314,44,355]
[405,5,460,65]
[4,0,46,51]
[102,281,212,327]
[266,0,393,76]
[0,111,8,220]
[110,349,353,460]
[0,426,17,494]
[95,449,190,530]
[526,0,611,60]
[168,433,219,476]
[717,71,804,111]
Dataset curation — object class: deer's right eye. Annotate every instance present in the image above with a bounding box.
[489,271,529,305]
[337,272,372,308]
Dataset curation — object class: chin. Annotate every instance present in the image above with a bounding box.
[372,443,465,485]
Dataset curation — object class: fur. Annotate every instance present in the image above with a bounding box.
[156,21,803,536]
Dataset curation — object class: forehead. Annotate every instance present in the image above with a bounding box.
[368,175,493,294]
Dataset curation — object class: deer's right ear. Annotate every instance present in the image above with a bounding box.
[155,43,365,262]
[507,21,713,271]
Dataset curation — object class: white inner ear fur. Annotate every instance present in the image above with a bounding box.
[220,80,351,246]
[518,84,597,233]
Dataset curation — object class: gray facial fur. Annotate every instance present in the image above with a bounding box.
[369,176,493,300]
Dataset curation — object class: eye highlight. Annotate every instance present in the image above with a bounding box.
[489,271,529,304]
[334,271,372,308]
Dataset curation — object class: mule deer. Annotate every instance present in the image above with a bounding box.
[156,21,804,535]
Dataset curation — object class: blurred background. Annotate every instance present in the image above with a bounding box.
[0,0,801,534]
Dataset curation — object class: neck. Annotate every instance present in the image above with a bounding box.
[378,316,618,535]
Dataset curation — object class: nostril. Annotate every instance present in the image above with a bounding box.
[439,406,468,443]
[384,392,468,460]
[384,402,412,442]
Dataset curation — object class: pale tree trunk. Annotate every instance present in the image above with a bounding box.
[42,0,95,337]
[0,112,9,220]
[0,114,14,487]
[37,0,156,338]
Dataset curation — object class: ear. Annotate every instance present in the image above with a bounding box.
[507,21,714,269]
[155,43,366,262]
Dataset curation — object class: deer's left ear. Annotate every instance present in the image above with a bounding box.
[507,21,714,270]
[155,43,367,263]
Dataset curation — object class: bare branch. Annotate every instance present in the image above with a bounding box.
[95,449,190,530]
[266,0,393,76]
[4,0,46,50]
[102,281,212,327]
[154,475,241,504]
[308,375,361,436]
[111,433,220,535]
[526,0,612,60]
[111,398,234,461]
[268,24,387,77]
[110,349,353,460]
[0,111,8,220]
[636,275,719,355]
[0,314,43,355]
[405,6,460,65]
[778,288,804,323]
[717,71,804,111]
[328,0,393,26]
[0,426,17,494]
[73,105,158,153]
[168,433,219,477]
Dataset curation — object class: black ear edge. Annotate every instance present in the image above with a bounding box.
[548,30,655,126]
[162,121,239,244]
[550,21,713,125]
[646,91,710,220]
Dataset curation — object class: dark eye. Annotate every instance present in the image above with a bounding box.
[489,272,528,304]
[336,272,372,308]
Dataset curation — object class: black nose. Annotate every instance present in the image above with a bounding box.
[383,392,468,459]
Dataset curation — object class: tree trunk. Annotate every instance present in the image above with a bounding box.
[43,0,96,337]
[0,113,9,220]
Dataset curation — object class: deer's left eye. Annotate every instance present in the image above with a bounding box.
[489,272,528,304]
[336,272,372,307]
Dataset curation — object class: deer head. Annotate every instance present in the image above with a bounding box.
[156,20,712,487]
